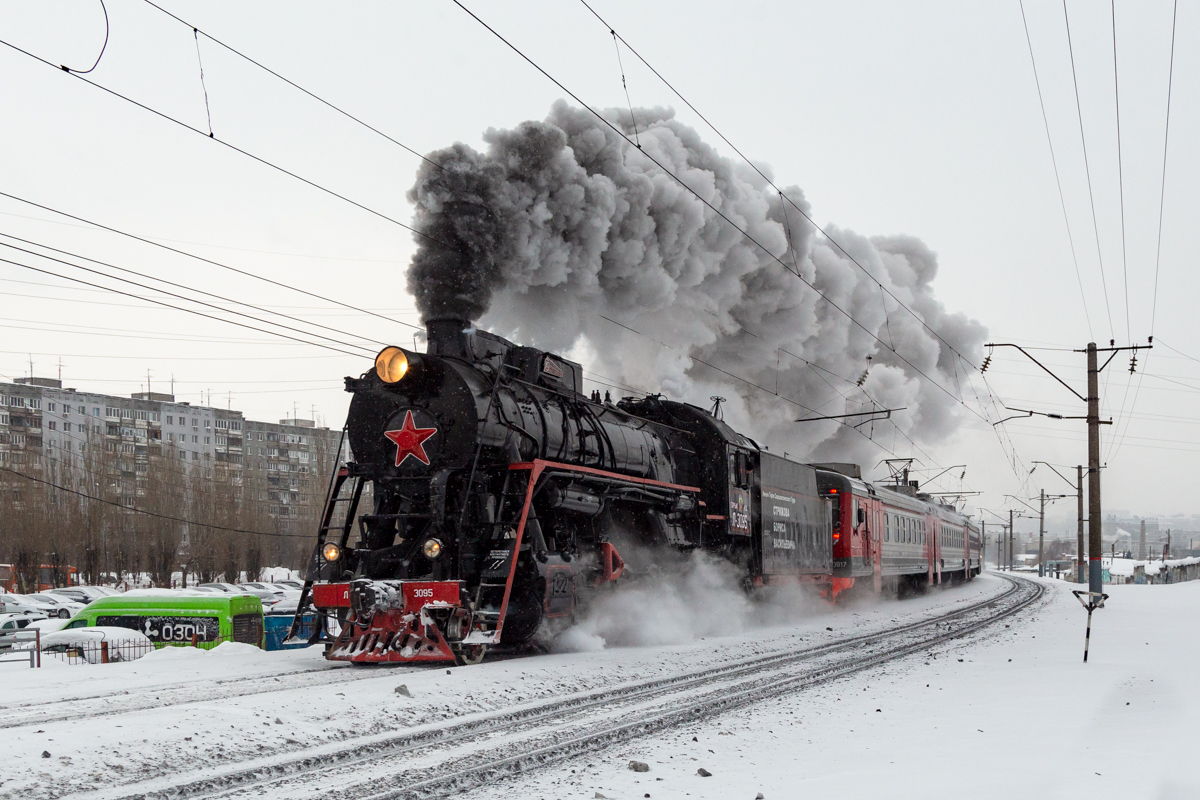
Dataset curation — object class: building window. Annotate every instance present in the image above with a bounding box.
[47,421,57,430]
[204,420,211,429]
[204,436,210,445]
[48,402,56,412]
[166,416,173,425]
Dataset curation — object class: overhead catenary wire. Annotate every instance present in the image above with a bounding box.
[574,0,1034,493]
[577,0,985,373]
[1061,0,1116,340]
[0,190,421,332]
[61,0,109,74]
[0,239,376,355]
[1110,0,1130,343]
[1106,0,1178,465]
[193,27,214,137]
[140,0,447,174]
[1018,0,1093,340]
[0,254,366,358]
[0,36,448,250]
[0,231,390,352]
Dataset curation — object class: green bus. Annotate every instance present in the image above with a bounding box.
[63,592,265,649]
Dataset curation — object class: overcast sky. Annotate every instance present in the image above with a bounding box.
[1,0,1196,528]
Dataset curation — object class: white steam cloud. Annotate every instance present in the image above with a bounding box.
[407,101,986,465]
[548,551,827,652]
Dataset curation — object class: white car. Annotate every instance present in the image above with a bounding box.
[0,611,48,630]
[0,595,55,617]
[25,593,85,619]
[38,626,154,664]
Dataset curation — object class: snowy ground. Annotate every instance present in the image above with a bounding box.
[487,576,1200,800]
[2,573,1195,799]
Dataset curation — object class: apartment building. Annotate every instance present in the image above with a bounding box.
[0,377,344,532]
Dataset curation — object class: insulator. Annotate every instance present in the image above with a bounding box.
[980,355,992,373]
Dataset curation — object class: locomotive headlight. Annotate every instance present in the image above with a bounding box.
[322,542,342,562]
[422,538,444,559]
[375,346,410,383]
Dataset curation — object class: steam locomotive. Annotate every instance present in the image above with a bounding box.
[292,319,981,665]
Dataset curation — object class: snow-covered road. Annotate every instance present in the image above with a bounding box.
[5,573,1192,800]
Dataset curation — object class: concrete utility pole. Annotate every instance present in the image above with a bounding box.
[1138,519,1147,561]
[1009,509,1014,571]
[1038,490,1046,577]
[1077,465,1085,583]
[1087,342,1103,596]
[986,340,1150,598]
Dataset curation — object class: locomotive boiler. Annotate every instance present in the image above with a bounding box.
[293,319,833,665]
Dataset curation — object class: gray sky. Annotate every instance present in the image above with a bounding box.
[1,0,1196,520]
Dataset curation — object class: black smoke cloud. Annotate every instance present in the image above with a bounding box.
[406,101,986,466]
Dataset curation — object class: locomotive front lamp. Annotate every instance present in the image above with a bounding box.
[375,346,410,383]
[322,542,342,562]
[423,538,444,559]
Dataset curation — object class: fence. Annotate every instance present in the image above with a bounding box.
[0,628,41,668]
[31,634,250,667]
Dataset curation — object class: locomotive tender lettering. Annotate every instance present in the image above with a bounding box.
[773,506,790,517]
[413,588,434,598]
[773,538,797,550]
[774,522,787,533]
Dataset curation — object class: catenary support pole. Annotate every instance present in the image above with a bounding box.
[1077,465,1085,583]
[1008,509,1014,571]
[1087,342,1103,596]
[1038,489,1046,577]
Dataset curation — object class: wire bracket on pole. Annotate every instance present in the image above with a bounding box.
[1071,589,1108,663]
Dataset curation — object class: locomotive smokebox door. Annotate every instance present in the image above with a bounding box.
[381,408,440,473]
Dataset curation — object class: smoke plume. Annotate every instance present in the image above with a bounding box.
[407,101,986,465]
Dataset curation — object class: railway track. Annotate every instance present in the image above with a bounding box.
[83,573,1044,800]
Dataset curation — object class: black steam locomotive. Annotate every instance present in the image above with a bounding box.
[295,319,977,665]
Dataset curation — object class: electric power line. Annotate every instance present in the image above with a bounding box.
[0,232,386,353]
[577,0,987,374]
[0,38,448,248]
[0,190,422,333]
[1018,0,1093,339]
[1062,0,1116,340]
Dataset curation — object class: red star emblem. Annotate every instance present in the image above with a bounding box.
[383,410,437,467]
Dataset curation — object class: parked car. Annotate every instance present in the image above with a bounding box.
[238,583,292,603]
[32,594,87,618]
[197,583,245,594]
[39,626,154,664]
[48,586,120,605]
[273,580,305,592]
[25,593,85,619]
[0,595,55,617]
[0,612,49,649]
[0,611,48,630]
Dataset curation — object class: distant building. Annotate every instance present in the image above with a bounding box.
[0,377,345,536]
